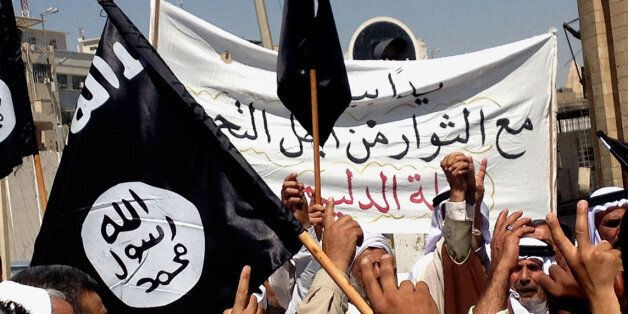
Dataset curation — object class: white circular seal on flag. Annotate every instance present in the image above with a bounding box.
[0,79,17,143]
[82,182,205,308]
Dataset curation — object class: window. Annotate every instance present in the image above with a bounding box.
[49,39,57,50]
[33,64,51,83]
[71,75,86,90]
[57,74,68,89]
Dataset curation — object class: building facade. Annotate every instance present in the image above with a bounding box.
[2,18,93,269]
[577,0,628,188]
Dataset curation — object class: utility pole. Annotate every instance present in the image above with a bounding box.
[253,0,273,50]
[0,179,11,280]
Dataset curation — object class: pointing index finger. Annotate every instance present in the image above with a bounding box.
[234,265,251,310]
[546,212,576,262]
[574,200,591,250]
[322,197,335,227]
[476,158,487,183]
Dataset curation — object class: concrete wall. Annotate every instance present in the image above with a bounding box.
[20,28,67,51]
[610,1,628,138]
[4,151,59,262]
[578,0,628,188]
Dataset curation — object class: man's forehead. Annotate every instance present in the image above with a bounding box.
[526,226,552,243]
[595,206,626,226]
[518,258,543,267]
[599,206,626,219]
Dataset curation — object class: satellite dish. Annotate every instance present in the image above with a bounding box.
[348,17,426,61]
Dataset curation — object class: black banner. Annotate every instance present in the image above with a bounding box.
[0,0,38,178]
[31,1,303,312]
[277,0,351,145]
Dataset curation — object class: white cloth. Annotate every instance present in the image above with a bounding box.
[354,233,393,264]
[253,285,267,309]
[266,260,295,308]
[518,237,555,274]
[408,252,436,283]
[509,292,548,314]
[286,227,321,314]
[588,186,628,245]
[0,281,52,314]
[155,0,558,233]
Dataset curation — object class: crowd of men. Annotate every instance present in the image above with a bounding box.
[0,151,626,314]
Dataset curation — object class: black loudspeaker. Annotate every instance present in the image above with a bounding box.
[349,17,421,61]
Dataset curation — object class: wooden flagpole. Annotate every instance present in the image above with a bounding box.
[299,231,372,314]
[309,69,324,240]
[150,0,161,48]
[147,3,368,310]
[33,153,48,215]
[303,69,372,314]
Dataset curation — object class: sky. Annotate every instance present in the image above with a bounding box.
[15,0,582,87]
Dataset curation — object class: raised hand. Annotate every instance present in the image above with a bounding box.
[531,257,586,311]
[489,209,534,274]
[281,173,309,227]
[541,200,622,313]
[473,158,487,206]
[308,189,325,228]
[474,209,534,313]
[360,254,438,314]
[440,152,473,202]
[223,266,258,314]
[321,198,363,272]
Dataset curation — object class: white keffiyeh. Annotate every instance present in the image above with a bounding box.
[588,186,628,245]
[424,188,491,254]
[0,281,52,314]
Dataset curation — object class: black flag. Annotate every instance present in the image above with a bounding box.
[0,0,38,178]
[31,1,303,312]
[277,0,351,145]
[597,130,628,171]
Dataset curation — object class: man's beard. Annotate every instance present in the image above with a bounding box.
[517,288,548,313]
[519,297,547,313]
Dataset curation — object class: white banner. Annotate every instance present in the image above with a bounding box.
[153,1,557,233]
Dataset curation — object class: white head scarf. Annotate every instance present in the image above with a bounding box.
[354,232,393,264]
[424,188,491,253]
[588,186,628,245]
[518,237,555,274]
[509,238,555,314]
[0,281,52,314]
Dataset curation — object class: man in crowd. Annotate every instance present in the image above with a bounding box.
[477,200,623,313]
[276,174,393,313]
[409,152,489,313]
[298,198,364,313]
[509,237,553,314]
[227,197,624,314]
[588,186,627,245]
[11,265,107,314]
[0,280,74,314]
